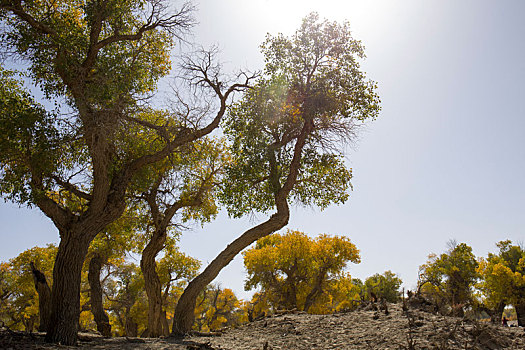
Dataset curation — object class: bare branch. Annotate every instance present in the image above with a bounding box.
[52,175,92,201]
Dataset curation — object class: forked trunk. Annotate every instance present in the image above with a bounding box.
[516,302,525,327]
[171,208,289,335]
[140,231,167,337]
[88,253,111,337]
[122,294,138,336]
[45,231,93,345]
[30,262,52,332]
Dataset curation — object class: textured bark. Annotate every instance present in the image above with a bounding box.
[88,253,112,337]
[125,317,138,337]
[171,205,289,335]
[140,230,167,338]
[161,310,170,335]
[45,231,93,345]
[116,292,138,337]
[2,2,254,346]
[516,302,525,327]
[30,262,52,332]
[283,282,298,310]
[141,170,210,337]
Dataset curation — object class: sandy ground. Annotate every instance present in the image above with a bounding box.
[1,304,524,349]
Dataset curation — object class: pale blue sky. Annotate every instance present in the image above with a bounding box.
[1,0,524,299]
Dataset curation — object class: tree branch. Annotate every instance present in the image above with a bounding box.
[29,172,71,233]
[82,1,194,70]
[1,1,57,37]
[113,69,257,199]
[124,115,171,142]
[52,175,92,201]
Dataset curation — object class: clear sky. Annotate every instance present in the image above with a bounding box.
[1,0,524,300]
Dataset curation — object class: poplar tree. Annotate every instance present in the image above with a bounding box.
[172,13,380,334]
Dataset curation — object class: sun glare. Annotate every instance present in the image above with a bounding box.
[238,0,395,44]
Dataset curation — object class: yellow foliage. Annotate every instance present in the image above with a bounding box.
[193,286,245,331]
[243,230,360,313]
[0,245,56,331]
[476,241,525,310]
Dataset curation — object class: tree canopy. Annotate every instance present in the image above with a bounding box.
[243,230,360,313]
[363,271,402,303]
[220,13,380,218]
[477,241,525,325]
[418,242,479,316]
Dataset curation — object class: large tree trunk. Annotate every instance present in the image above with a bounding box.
[88,253,111,337]
[283,283,298,310]
[140,230,167,338]
[45,231,93,345]
[516,302,525,327]
[30,262,52,332]
[171,207,289,335]
[303,287,321,312]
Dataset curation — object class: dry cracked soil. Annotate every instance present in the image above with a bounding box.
[1,304,524,349]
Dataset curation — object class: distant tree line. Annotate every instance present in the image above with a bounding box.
[2,231,522,335]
